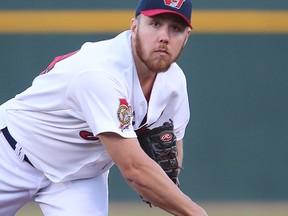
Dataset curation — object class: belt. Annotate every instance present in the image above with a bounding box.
[1,127,34,167]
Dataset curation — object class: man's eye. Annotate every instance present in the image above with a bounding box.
[171,25,180,32]
[151,21,160,27]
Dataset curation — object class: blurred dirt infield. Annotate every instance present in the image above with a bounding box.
[17,201,288,216]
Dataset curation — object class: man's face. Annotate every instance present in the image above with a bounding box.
[132,13,191,73]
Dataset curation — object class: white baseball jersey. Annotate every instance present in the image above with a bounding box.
[0,30,190,182]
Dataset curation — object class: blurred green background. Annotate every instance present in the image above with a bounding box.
[1,0,287,211]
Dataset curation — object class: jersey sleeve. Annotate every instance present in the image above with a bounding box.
[66,70,136,138]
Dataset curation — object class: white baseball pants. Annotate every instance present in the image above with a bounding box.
[0,130,109,216]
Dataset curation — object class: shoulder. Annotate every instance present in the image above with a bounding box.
[156,63,187,89]
[73,31,134,76]
[168,63,187,81]
[79,30,133,63]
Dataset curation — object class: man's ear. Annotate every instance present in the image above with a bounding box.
[130,18,138,34]
[183,28,191,46]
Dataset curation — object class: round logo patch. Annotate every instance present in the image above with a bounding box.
[117,99,133,131]
[161,133,173,141]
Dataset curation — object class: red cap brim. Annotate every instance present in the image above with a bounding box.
[141,9,192,29]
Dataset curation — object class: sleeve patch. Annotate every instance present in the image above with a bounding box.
[117,99,133,131]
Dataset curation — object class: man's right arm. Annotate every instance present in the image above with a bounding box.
[98,132,208,216]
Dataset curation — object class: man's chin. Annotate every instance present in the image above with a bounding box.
[156,64,171,73]
[150,61,171,73]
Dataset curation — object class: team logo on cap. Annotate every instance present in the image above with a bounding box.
[164,0,185,9]
[117,99,133,131]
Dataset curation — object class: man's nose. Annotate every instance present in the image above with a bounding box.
[159,27,169,44]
